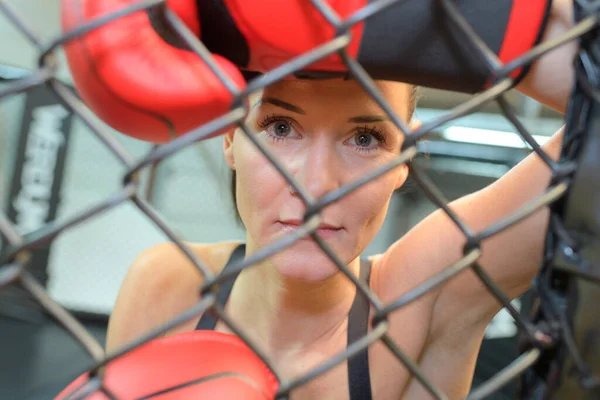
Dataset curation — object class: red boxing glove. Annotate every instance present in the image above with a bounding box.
[54,331,278,399]
[61,0,246,143]
[198,0,551,91]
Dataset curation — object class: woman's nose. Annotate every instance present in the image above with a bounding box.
[293,141,339,200]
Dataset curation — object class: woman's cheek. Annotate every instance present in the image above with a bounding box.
[234,139,289,221]
[345,172,397,232]
[247,161,283,209]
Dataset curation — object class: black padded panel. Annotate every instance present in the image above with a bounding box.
[358,0,512,93]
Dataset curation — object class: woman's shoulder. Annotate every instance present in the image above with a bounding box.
[131,240,244,281]
[106,240,243,351]
[121,240,244,307]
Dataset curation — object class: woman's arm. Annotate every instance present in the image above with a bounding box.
[380,0,576,340]
[433,0,577,325]
[517,0,576,114]
[428,0,577,326]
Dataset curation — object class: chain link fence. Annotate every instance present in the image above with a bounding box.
[0,0,599,399]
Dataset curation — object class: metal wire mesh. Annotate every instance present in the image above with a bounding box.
[0,0,599,399]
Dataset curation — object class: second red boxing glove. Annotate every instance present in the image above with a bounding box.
[197,0,551,92]
[61,0,246,143]
[54,331,279,400]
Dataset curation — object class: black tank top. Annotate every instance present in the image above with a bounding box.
[196,244,373,400]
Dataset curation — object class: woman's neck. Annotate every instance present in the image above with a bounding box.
[226,242,361,357]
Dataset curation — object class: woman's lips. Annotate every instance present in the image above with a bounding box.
[277,220,343,239]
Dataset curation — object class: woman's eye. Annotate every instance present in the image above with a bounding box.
[354,133,374,147]
[349,129,387,154]
[259,117,299,143]
[272,121,292,137]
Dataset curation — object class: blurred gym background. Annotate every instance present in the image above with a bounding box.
[0,1,564,399]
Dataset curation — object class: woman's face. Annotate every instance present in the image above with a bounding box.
[224,79,414,281]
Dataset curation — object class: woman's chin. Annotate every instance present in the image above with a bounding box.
[268,248,344,281]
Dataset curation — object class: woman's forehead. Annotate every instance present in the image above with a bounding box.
[249,79,411,118]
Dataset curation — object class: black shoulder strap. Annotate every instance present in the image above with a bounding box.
[195,244,246,331]
[347,258,373,400]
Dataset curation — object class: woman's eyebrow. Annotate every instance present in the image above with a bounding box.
[348,115,390,123]
[252,97,306,114]
[250,98,392,123]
